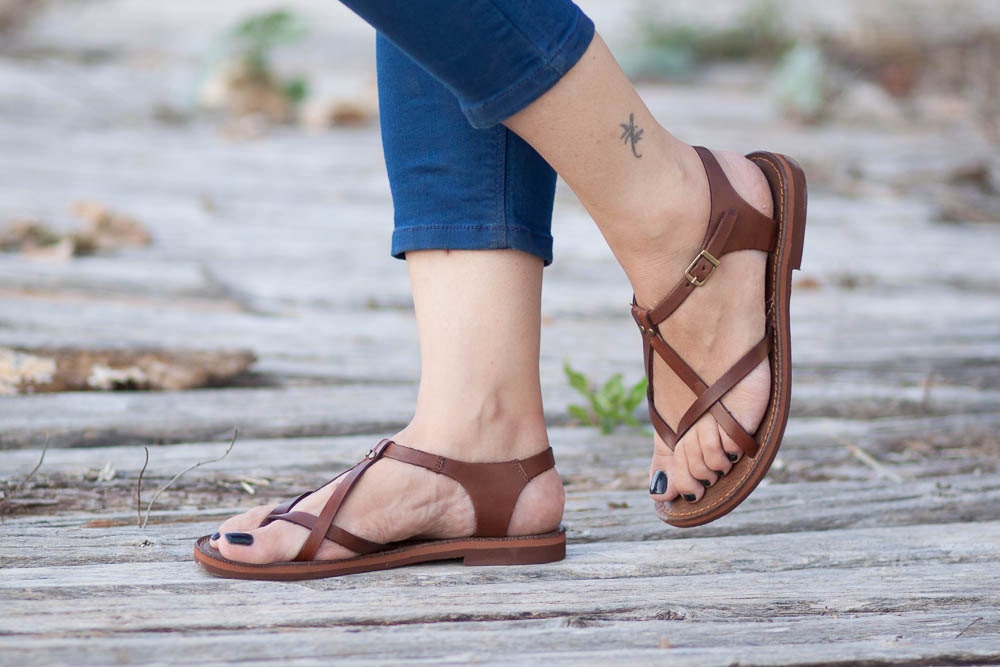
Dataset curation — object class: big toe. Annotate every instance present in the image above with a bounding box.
[209,504,277,548]
[215,522,306,565]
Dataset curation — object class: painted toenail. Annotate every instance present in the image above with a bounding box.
[713,469,726,478]
[682,493,697,502]
[211,532,221,541]
[225,532,254,546]
[698,479,711,488]
[649,470,668,495]
[727,453,739,462]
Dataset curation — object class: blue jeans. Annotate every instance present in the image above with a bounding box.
[359,1,595,264]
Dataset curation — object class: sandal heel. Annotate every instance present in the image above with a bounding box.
[782,156,808,271]
[748,151,808,270]
[461,535,566,566]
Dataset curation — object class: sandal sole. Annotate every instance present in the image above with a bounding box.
[193,529,566,581]
[658,151,807,527]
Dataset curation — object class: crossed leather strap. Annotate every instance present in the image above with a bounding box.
[260,439,556,562]
[631,146,777,459]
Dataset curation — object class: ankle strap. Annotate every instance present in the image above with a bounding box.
[381,441,555,537]
[636,146,777,328]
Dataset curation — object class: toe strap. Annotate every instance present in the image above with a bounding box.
[675,332,771,458]
[291,439,395,561]
[264,510,384,556]
[266,491,311,518]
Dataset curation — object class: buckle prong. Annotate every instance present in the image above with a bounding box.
[685,250,720,287]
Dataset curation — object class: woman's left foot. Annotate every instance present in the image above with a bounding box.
[633,149,775,507]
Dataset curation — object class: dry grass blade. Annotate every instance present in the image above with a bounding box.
[0,438,49,521]
[141,429,238,529]
[136,446,149,528]
[844,441,904,483]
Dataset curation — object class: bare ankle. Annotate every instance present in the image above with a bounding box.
[397,389,549,462]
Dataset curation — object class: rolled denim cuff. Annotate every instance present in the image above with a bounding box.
[462,12,595,128]
[391,222,554,266]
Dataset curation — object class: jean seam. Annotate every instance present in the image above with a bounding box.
[393,222,550,236]
[495,126,508,248]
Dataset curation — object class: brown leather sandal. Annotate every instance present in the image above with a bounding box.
[193,439,566,580]
[632,147,807,527]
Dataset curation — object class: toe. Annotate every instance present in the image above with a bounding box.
[696,417,734,479]
[649,438,679,501]
[209,504,276,548]
[670,439,709,501]
[216,521,307,565]
[686,424,726,487]
[721,435,743,465]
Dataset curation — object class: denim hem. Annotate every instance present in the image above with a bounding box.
[391,223,554,265]
[462,11,596,128]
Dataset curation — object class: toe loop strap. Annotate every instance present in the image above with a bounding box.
[264,491,311,521]
[266,510,384,555]
[293,440,393,562]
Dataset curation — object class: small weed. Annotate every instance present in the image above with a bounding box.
[229,9,308,80]
[564,361,648,435]
[216,9,311,108]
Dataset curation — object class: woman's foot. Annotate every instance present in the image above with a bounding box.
[208,426,565,565]
[635,149,774,507]
[498,36,781,516]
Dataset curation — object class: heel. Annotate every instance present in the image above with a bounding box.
[461,533,566,566]
[783,156,808,271]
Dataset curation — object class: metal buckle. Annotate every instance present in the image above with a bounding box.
[366,448,377,459]
[684,250,720,287]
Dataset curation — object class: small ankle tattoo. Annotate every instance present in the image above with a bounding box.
[619,112,643,159]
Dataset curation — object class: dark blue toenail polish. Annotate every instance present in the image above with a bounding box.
[727,453,739,462]
[682,493,697,502]
[225,532,254,546]
[649,470,668,495]
[211,532,220,541]
[713,469,726,478]
[699,479,711,488]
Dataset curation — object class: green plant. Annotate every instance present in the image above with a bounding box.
[230,10,307,75]
[564,361,648,435]
[227,9,310,103]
